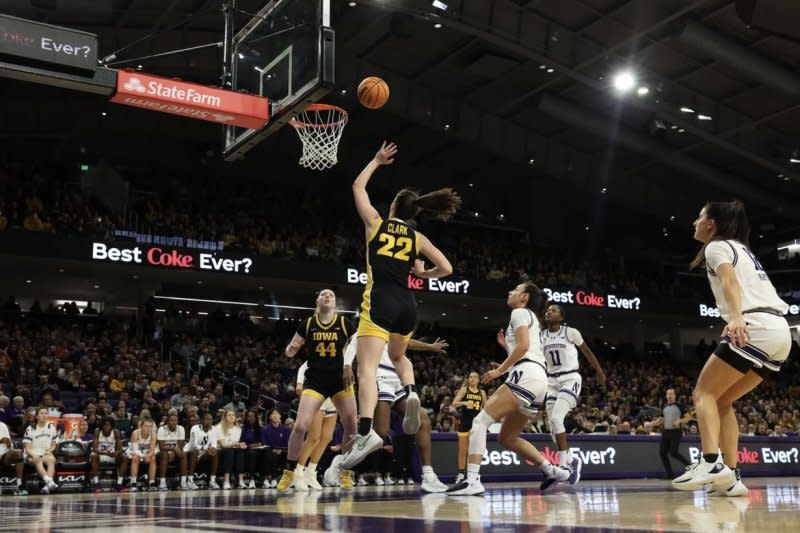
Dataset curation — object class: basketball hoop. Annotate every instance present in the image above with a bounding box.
[289,103,348,170]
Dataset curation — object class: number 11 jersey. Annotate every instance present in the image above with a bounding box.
[541,325,584,375]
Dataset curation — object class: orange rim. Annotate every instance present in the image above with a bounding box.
[289,103,349,129]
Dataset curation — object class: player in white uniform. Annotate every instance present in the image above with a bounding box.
[22,407,59,494]
[185,413,220,489]
[0,420,27,495]
[325,336,449,492]
[294,360,339,490]
[541,304,606,485]
[674,201,791,495]
[90,417,128,492]
[447,282,570,496]
[157,412,190,490]
[128,418,158,492]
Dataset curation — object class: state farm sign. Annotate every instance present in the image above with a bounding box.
[111,70,268,129]
[91,242,253,274]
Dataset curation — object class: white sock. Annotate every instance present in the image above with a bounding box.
[43,476,52,483]
[539,459,554,475]
[295,464,306,474]
[92,476,99,483]
[160,478,167,486]
[117,477,124,485]
[558,451,570,468]
[181,476,187,484]
[15,478,21,487]
[307,462,317,473]
[466,463,480,482]
[422,466,434,476]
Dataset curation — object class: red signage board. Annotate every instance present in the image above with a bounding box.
[110,70,268,129]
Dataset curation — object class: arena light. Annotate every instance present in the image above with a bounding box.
[612,70,636,93]
[790,158,800,164]
[434,23,442,29]
[432,0,448,10]
[637,86,649,96]
[680,107,695,113]
[697,114,712,121]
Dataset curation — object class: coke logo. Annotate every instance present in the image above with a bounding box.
[575,290,605,307]
[407,274,425,291]
[146,247,193,268]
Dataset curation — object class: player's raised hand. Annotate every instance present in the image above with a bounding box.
[431,338,449,354]
[374,141,398,165]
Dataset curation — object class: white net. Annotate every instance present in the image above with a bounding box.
[289,104,348,170]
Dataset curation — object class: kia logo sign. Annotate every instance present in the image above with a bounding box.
[91,242,253,274]
[346,268,471,295]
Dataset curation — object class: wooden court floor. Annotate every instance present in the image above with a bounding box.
[0,477,798,532]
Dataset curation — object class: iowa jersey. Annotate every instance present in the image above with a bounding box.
[459,387,484,434]
[366,218,419,288]
[297,313,355,370]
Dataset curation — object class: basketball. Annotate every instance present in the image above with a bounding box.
[358,76,390,109]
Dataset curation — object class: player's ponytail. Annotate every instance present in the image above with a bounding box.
[394,188,461,222]
[690,200,751,270]
[521,281,549,325]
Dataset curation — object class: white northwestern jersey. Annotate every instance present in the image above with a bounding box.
[296,361,308,386]
[541,326,584,374]
[705,240,788,322]
[0,422,11,456]
[505,308,545,365]
[344,336,394,372]
[379,346,394,371]
[157,425,185,449]
[188,425,218,451]
[132,429,155,454]
[23,423,57,454]
[97,430,117,453]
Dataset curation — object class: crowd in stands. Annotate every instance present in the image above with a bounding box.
[1,159,665,295]
[1,307,798,493]
[0,161,117,238]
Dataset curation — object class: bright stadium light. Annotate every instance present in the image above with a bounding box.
[612,70,636,93]
[432,0,448,10]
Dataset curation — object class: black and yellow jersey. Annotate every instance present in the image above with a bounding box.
[461,387,484,418]
[458,387,484,433]
[296,313,355,371]
[366,217,419,289]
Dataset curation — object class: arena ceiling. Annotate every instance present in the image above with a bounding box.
[3,0,800,243]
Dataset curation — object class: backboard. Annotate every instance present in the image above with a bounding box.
[222,0,333,161]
